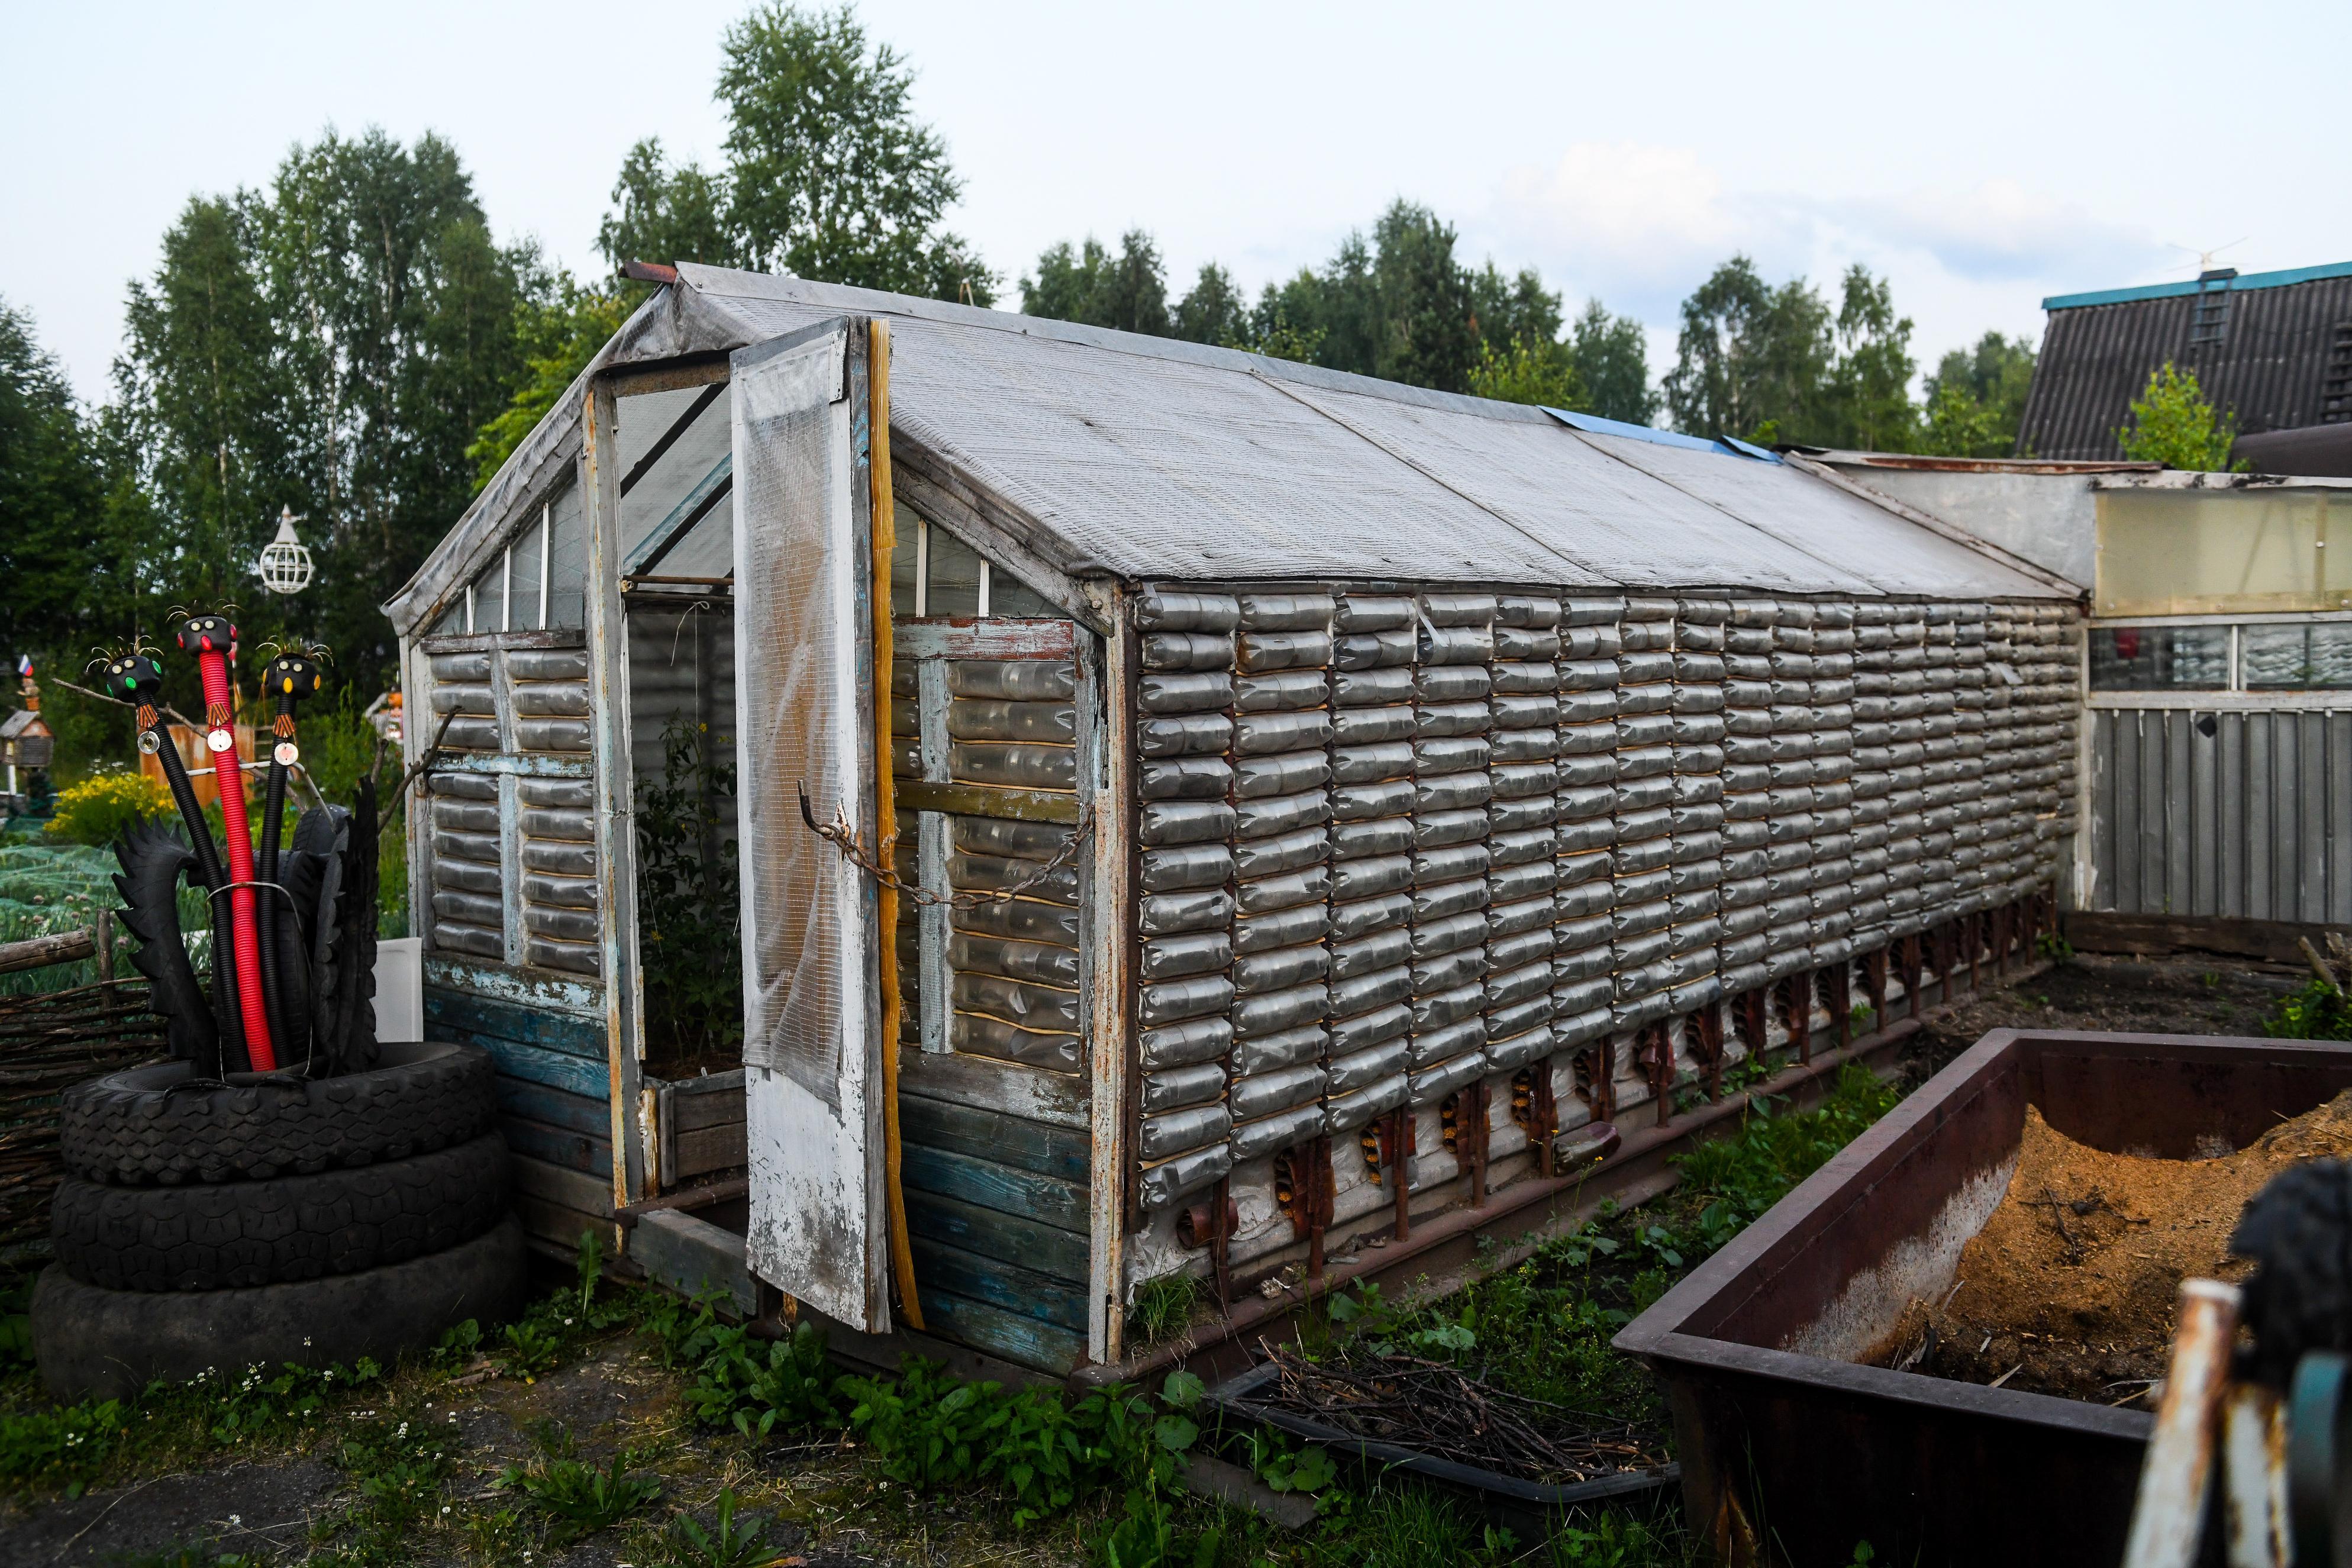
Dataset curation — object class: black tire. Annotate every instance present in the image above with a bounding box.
[59,1039,496,1185]
[53,1132,509,1292]
[32,1214,529,1403]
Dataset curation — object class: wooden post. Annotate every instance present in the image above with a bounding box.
[1692,1006,1726,1101]
[1306,1134,1333,1283]
[1385,1111,1412,1241]
[1208,1174,1233,1309]
[1824,962,1851,1050]
[1782,970,1814,1063]
[1527,1068,1559,1177]
[1864,945,1889,1021]
[95,910,114,984]
[1901,933,1925,1019]
[1737,985,1769,1065]
[1641,1022,1673,1127]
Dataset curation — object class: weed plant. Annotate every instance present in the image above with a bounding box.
[0,1069,1903,1568]
[2267,979,2352,1040]
[498,1449,664,1544]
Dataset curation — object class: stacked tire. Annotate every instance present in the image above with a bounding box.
[33,1041,529,1401]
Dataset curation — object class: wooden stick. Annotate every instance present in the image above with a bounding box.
[0,929,96,976]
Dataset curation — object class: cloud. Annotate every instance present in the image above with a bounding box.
[1834,178,2163,285]
[1469,143,2172,373]
[1476,141,1809,318]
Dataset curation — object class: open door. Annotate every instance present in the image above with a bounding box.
[729,317,890,1330]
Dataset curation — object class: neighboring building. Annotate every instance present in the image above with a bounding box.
[1817,450,2352,932]
[2018,261,2352,473]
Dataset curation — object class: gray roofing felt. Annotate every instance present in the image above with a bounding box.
[388,266,2067,632]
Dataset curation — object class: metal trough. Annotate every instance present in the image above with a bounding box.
[1616,1027,2352,1568]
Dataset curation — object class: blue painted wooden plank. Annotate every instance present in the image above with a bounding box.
[902,1189,1088,1282]
[425,986,606,1058]
[909,1235,1090,1334]
[422,957,599,1013]
[918,1287,1085,1375]
[900,1145,1086,1235]
[473,1035,609,1099]
[502,1114,612,1177]
[898,1093,1090,1185]
[493,1078,611,1140]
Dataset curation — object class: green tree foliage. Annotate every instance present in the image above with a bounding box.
[716,3,992,302]
[1664,256,1941,451]
[1663,254,1834,444]
[468,282,632,486]
[1567,300,1658,425]
[0,301,118,664]
[1469,262,1564,355]
[1822,264,1919,453]
[593,5,993,305]
[597,137,741,279]
[2117,361,2245,472]
[1284,201,1482,391]
[1467,338,1584,409]
[1018,231,1171,335]
[1917,331,2037,457]
[112,130,546,695]
[1170,263,1247,347]
[1019,200,1625,403]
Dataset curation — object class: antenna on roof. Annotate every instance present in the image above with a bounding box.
[2164,238,2248,276]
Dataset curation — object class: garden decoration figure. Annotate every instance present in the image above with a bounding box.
[28,629,510,1408]
[256,644,323,1060]
[178,612,275,1070]
[91,629,382,1079]
[96,648,230,1076]
[256,505,314,595]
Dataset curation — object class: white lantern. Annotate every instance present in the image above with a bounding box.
[257,505,314,595]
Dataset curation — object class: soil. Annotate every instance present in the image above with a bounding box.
[1903,953,2302,1079]
[1875,1088,2352,1405]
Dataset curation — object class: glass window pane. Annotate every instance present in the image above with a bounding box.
[509,515,543,630]
[2088,625,2229,690]
[546,482,588,629]
[988,562,1063,619]
[2244,623,2352,689]
[927,525,983,618]
[469,556,508,633]
[891,515,921,618]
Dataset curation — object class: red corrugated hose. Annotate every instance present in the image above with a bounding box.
[192,626,276,1072]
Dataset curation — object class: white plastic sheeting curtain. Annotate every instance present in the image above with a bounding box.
[730,318,889,1329]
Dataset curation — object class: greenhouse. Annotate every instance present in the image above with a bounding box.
[383,264,2083,1376]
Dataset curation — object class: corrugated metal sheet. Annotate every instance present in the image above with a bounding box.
[2088,705,2352,922]
[2021,272,2352,462]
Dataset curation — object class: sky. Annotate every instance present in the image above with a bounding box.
[7,0,2346,408]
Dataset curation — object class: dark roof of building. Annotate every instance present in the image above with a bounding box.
[2017,263,2352,462]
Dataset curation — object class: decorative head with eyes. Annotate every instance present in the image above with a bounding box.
[175,614,237,657]
[101,653,167,706]
[266,650,322,705]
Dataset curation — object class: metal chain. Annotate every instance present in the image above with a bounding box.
[796,780,1089,909]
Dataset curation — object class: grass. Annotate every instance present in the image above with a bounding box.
[0,1064,1911,1568]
